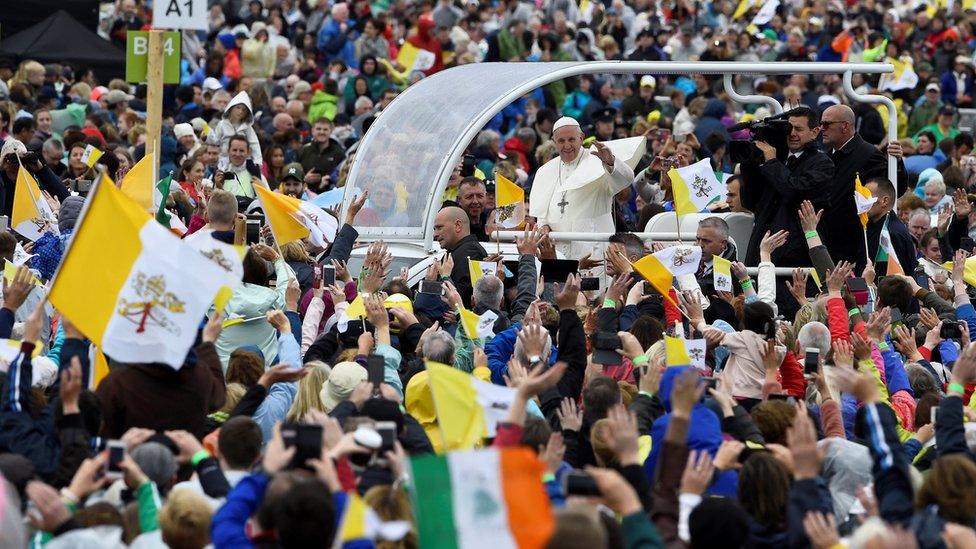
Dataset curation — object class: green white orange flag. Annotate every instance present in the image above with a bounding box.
[632,245,703,307]
[853,174,876,230]
[494,174,525,229]
[12,165,58,241]
[875,217,904,276]
[409,447,555,549]
[669,158,725,216]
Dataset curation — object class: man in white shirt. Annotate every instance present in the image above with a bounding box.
[529,116,641,260]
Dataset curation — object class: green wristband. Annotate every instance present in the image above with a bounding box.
[740,279,753,289]
[848,308,860,317]
[632,354,649,366]
[949,382,966,395]
[542,473,556,483]
[603,298,616,308]
[190,450,211,467]
[804,230,818,239]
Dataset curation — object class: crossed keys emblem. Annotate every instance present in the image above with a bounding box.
[201,248,234,272]
[692,174,712,198]
[689,348,705,362]
[714,274,730,289]
[672,248,695,267]
[496,203,519,223]
[116,273,186,335]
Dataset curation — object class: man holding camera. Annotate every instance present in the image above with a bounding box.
[0,139,70,218]
[740,107,833,268]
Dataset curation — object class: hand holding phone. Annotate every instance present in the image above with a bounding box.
[105,440,126,479]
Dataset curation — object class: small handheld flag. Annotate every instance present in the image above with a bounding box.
[81,144,103,168]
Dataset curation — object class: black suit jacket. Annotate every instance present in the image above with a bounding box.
[741,143,835,267]
[449,234,487,307]
[823,135,906,271]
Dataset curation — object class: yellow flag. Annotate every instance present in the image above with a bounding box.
[632,246,703,308]
[458,306,497,340]
[733,0,754,19]
[121,153,155,210]
[3,260,43,287]
[253,184,310,246]
[853,174,876,230]
[91,345,110,390]
[494,173,525,229]
[668,159,724,216]
[468,258,498,285]
[425,361,516,451]
[665,335,692,366]
[345,295,366,319]
[809,268,822,290]
[12,166,57,242]
[81,144,103,168]
[712,256,733,292]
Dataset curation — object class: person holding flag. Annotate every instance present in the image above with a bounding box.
[0,139,69,217]
[862,177,918,276]
[739,106,834,268]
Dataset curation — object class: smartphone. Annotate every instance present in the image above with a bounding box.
[322,265,336,287]
[245,215,263,245]
[106,440,126,479]
[961,237,975,252]
[655,128,671,142]
[931,406,939,426]
[375,421,397,453]
[562,471,602,497]
[890,307,904,331]
[420,279,444,295]
[845,277,869,306]
[702,377,718,391]
[940,321,962,340]
[367,354,385,391]
[0,215,8,231]
[280,423,324,470]
[767,393,791,401]
[913,265,930,290]
[804,348,820,376]
[312,265,322,289]
[580,277,600,291]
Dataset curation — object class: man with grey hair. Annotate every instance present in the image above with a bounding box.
[907,208,931,244]
[797,321,831,358]
[41,138,66,178]
[421,330,456,367]
[695,216,737,294]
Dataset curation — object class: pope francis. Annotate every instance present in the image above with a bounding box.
[529,116,644,259]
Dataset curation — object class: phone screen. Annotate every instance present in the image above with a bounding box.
[322,265,336,286]
[107,442,125,475]
[420,280,443,295]
[376,421,397,452]
[563,472,602,496]
[804,348,820,375]
[367,354,385,389]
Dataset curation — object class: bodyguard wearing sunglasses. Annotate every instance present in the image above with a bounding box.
[819,104,908,271]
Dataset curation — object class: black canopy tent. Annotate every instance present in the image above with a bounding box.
[0,10,125,82]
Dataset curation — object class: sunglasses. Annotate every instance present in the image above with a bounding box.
[819,120,845,128]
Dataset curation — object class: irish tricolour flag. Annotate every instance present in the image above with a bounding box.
[409,447,554,549]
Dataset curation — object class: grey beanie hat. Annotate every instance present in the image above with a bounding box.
[130,442,178,490]
[58,196,85,233]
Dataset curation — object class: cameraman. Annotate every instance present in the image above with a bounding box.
[0,139,70,218]
[740,107,833,268]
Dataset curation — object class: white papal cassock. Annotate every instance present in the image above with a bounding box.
[529,136,646,261]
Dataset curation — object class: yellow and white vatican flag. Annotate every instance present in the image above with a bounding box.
[880,56,919,92]
[468,258,499,285]
[712,255,733,293]
[459,306,497,340]
[632,245,703,307]
[254,184,338,247]
[494,174,525,229]
[49,174,229,369]
[121,153,155,210]
[80,144,103,168]
[670,158,726,216]
[183,229,246,313]
[853,174,876,230]
[12,165,59,241]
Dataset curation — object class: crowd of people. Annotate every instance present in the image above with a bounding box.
[3,0,976,547]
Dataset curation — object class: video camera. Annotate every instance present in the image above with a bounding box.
[728,110,794,165]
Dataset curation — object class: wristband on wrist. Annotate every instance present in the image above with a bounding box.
[603,298,616,308]
[949,382,966,395]
[60,488,79,505]
[848,308,860,317]
[740,279,753,289]
[877,341,890,351]
[542,473,556,483]
[804,230,818,239]
[190,450,211,467]
[631,354,649,366]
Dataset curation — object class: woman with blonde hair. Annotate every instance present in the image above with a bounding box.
[286,361,332,422]
[12,60,44,91]
[280,240,315,296]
